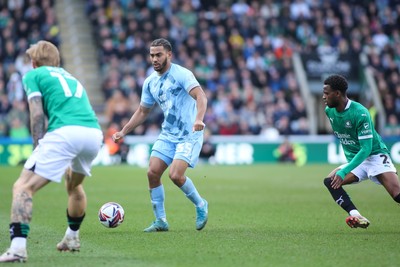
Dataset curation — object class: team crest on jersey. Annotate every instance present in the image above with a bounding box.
[364,123,369,129]
[345,120,352,128]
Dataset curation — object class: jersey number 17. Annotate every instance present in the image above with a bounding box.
[50,72,83,98]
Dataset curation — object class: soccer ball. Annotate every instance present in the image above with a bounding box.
[98,202,125,228]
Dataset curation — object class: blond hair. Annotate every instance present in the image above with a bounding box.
[26,40,60,67]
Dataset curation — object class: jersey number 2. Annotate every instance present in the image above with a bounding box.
[380,154,389,164]
[50,72,83,98]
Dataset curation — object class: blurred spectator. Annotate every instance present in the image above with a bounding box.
[6,71,24,103]
[0,94,11,119]
[15,53,33,77]
[4,0,397,140]
[383,114,400,137]
[86,0,311,136]
[104,89,131,126]
[104,122,121,156]
[9,117,30,139]
[0,0,60,139]
[0,121,7,137]
[199,128,216,163]
[290,0,311,21]
[274,137,296,163]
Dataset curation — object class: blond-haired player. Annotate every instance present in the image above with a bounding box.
[0,41,103,263]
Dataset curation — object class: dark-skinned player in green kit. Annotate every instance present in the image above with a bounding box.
[322,74,400,229]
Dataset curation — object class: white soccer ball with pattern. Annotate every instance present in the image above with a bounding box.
[98,202,125,228]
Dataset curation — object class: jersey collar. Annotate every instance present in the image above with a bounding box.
[344,99,351,110]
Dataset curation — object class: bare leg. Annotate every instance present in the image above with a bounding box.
[169,159,188,187]
[56,168,86,252]
[0,169,49,262]
[376,172,400,200]
[11,169,49,223]
[64,168,86,217]
[147,157,168,189]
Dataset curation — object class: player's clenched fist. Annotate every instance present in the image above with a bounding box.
[112,132,124,143]
[192,120,205,132]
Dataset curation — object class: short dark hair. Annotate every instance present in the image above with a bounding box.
[151,38,172,52]
[324,74,348,93]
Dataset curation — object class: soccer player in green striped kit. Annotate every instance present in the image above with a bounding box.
[322,74,400,228]
[0,41,103,263]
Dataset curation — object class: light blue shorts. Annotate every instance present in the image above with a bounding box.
[151,134,203,168]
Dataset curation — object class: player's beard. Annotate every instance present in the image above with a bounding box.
[326,97,339,108]
[153,58,168,73]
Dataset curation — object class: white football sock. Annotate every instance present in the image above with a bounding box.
[10,237,26,251]
[66,227,79,238]
[349,209,361,217]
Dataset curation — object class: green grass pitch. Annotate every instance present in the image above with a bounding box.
[1,164,400,267]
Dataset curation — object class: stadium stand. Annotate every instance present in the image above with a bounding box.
[85,0,399,137]
[1,0,399,138]
[55,0,103,112]
[85,0,309,136]
[0,0,59,137]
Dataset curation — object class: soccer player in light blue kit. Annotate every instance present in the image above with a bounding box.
[322,74,400,229]
[113,38,208,232]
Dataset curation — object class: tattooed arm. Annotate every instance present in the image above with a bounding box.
[28,96,46,149]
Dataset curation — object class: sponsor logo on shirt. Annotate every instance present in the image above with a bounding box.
[333,131,356,145]
[345,120,352,128]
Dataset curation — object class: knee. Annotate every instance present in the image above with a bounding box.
[13,180,23,194]
[168,170,185,186]
[168,171,180,183]
[66,184,84,196]
[13,178,29,195]
[65,172,85,192]
[147,169,161,183]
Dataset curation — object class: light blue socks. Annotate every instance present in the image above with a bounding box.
[180,177,204,207]
[150,185,166,221]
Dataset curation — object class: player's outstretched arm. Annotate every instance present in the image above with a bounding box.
[112,105,152,143]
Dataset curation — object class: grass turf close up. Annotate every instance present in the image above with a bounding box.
[1,164,399,267]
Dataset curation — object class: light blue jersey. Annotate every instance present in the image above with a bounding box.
[141,63,201,142]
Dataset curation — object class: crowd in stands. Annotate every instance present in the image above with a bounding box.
[86,0,400,138]
[1,0,399,140]
[0,0,59,138]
